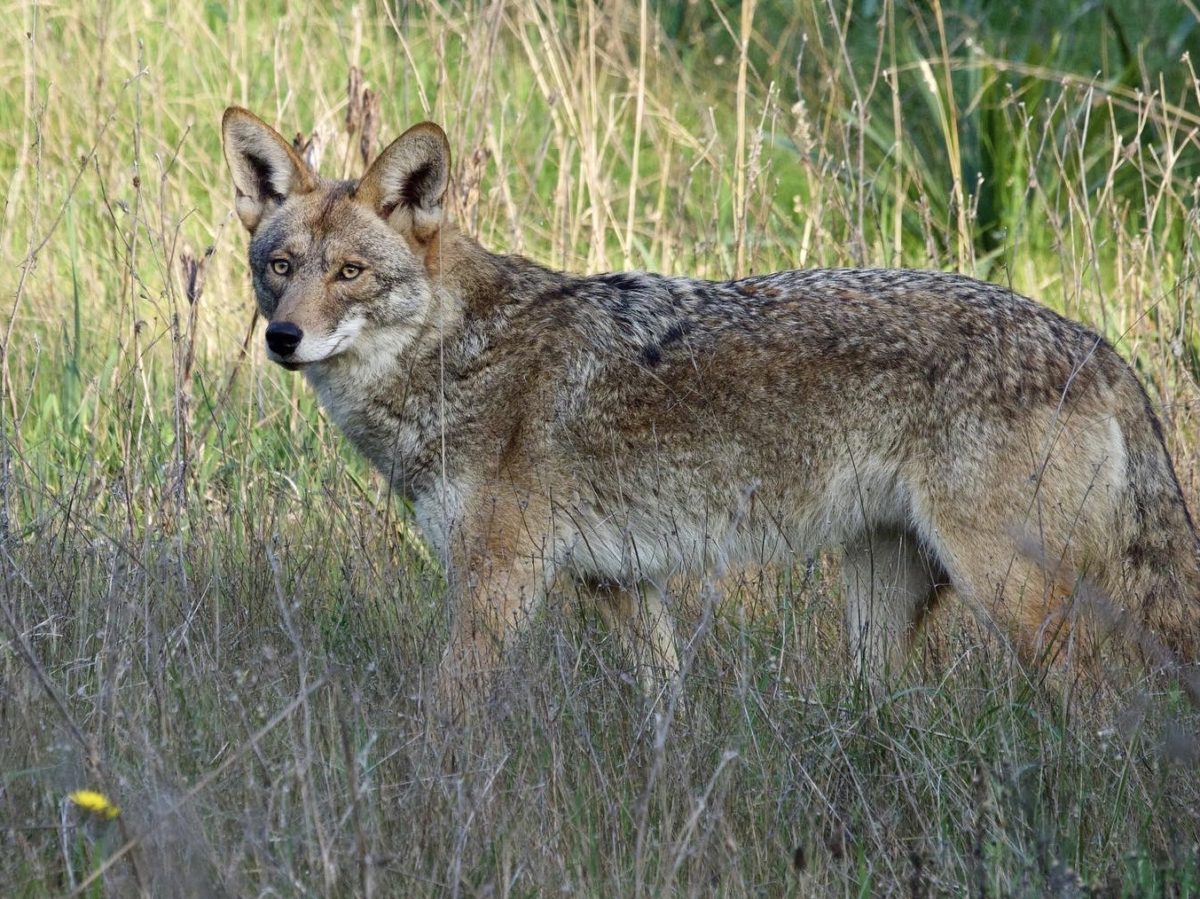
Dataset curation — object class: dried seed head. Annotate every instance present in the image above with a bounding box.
[179,248,211,306]
[346,66,364,133]
[292,130,324,173]
[824,822,851,861]
[791,844,806,872]
[360,88,380,169]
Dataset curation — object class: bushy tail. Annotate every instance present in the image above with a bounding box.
[1113,388,1200,671]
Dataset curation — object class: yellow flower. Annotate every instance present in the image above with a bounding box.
[68,789,120,819]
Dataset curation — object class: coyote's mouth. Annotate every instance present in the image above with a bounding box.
[269,332,353,371]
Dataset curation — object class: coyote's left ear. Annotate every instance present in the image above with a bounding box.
[222,107,317,232]
[356,122,451,256]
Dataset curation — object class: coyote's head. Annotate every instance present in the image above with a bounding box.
[222,107,450,369]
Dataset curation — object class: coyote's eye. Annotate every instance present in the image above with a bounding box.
[270,259,290,276]
[339,263,362,281]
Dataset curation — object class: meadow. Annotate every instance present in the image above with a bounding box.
[3,0,1200,894]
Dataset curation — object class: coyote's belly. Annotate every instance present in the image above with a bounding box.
[552,447,914,584]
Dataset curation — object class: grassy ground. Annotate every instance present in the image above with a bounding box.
[3,0,1200,895]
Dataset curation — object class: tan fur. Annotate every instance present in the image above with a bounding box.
[223,107,1200,711]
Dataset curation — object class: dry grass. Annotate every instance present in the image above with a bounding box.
[2,1,1199,895]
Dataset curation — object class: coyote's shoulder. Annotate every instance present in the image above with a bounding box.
[223,106,1200,709]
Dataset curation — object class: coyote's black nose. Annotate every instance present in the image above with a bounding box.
[265,321,303,357]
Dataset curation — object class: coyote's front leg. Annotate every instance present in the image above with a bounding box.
[436,491,553,719]
[587,579,682,704]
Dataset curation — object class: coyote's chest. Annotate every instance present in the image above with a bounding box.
[304,360,438,497]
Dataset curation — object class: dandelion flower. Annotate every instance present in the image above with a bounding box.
[68,789,120,819]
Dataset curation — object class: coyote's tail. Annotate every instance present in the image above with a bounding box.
[1112,385,1200,677]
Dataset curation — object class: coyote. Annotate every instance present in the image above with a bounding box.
[223,107,1200,706]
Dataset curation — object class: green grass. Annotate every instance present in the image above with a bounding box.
[2,0,1199,895]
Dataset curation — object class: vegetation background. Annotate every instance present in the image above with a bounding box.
[2,0,1199,894]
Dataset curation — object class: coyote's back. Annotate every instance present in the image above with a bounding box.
[223,106,1200,707]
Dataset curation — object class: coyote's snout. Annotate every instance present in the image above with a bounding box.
[224,106,1200,710]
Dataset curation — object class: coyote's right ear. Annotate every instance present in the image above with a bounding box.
[222,107,316,232]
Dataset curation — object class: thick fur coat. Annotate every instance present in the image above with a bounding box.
[223,108,1200,705]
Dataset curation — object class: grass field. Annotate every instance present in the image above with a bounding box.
[3,0,1200,895]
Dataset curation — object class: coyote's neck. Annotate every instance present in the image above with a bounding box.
[302,231,549,501]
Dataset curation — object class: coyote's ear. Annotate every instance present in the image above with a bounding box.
[222,107,316,232]
[356,122,451,252]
